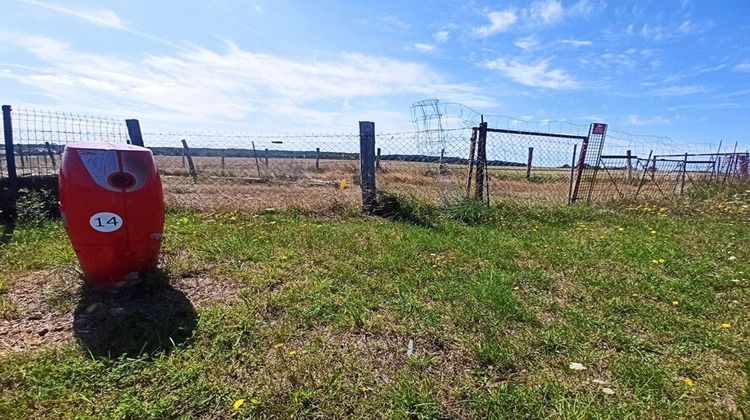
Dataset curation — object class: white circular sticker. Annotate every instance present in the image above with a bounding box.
[90,212,124,232]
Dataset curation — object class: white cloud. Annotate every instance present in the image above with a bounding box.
[483,58,579,89]
[560,39,592,46]
[413,43,435,52]
[649,85,709,96]
[530,0,564,25]
[626,115,672,126]
[514,36,539,50]
[433,30,450,43]
[734,63,750,72]
[476,0,599,36]
[2,34,491,131]
[474,10,518,37]
[678,20,695,33]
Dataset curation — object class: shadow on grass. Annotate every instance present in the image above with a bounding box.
[72,270,198,358]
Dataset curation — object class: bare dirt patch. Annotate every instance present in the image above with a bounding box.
[0,269,241,356]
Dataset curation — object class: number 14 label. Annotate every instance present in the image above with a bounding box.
[90,212,123,232]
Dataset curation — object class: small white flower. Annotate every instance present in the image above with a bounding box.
[601,388,615,395]
[729,256,737,261]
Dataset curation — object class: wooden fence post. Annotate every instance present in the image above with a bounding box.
[375,147,382,170]
[251,141,262,178]
[17,143,25,170]
[45,141,57,171]
[567,144,577,204]
[2,105,18,194]
[315,147,320,170]
[439,148,445,173]
[475,122,487,200]
[359,121,377,214]
[465,128,477,197]
[739,153,749,179]
[265,149,269,166]
[181,139,197,182]
[626,150,632,181]
[526,147,534,180]
[125,119,145,147]
[680,152,688,195]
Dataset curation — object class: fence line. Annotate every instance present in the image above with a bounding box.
[1,105,748,215]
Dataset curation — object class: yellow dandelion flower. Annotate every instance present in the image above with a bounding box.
[672,301,679,306]
[289,350,297,355]
[432,264,437,268]
[274,343,284,348]
[361,386,370,392]
[234,399,245,410]
[513,286,520,290]
[683,378,694,386]
[651,230,657,234]
[278,255,288,260]
[618,227,625,232]
[658,258,665,263]
[600,235,605,239]
[652,259,659,264]
[722,323,731,329]
[376,314,383,318]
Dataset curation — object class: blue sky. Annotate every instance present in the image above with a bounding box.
[1,0,748,149]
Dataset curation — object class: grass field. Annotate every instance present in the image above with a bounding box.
[1,188,749,418]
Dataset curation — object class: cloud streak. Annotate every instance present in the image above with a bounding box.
[1,34,491,131]
[483,58,579,89]
[12,0,185,50]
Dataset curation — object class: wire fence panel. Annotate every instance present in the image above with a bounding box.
[144,132,362,211]
[485,129,583,204]
[7,108,130,178]
[374,129,473,205]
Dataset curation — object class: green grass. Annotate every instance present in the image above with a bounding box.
[1,191,749,418]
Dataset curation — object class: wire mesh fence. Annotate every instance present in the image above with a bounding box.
[2,107,130,178]
[144,131,362,211]
[2,105,748,214]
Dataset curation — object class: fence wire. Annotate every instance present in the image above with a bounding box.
[5,108,130,178]
[2,106,748,212]
[143,131,362,211]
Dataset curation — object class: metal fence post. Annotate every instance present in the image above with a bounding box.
[2,105,18,194]
[359,121,377,214]
[125,119,145,147]
[570,136,589,203]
